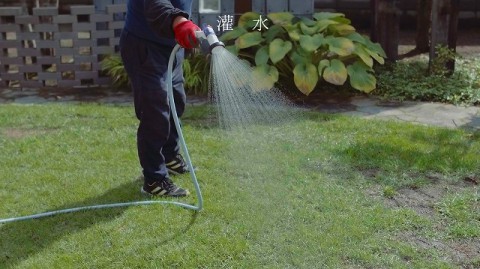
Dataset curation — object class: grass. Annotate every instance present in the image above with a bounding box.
[0,103,479,268]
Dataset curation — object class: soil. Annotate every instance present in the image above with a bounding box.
[364,173,480,268]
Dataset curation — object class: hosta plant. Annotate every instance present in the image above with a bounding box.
[220,12,386,95]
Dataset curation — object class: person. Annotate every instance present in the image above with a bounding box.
[119,0,200,197]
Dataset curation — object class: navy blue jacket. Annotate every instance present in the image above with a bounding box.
[124,0,193,46]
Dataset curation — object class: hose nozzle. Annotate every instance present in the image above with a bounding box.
[195,24,225,54]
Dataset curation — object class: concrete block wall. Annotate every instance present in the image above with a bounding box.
[0,4,126,88]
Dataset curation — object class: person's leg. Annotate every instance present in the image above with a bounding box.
[162,49,187,162]
[120,31,187,193]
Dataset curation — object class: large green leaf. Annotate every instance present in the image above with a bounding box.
[328,24,356,36]
[235,31,263,49]
[299,34,324,52]
[318,59,330,76]
[365,47,385,64]
[316,19,339,32]
[300,22,320,35]
[238,12,261,29]
[365,40,387,58]
[252,64,279,91]
[346,32,367,45]
[255,45,269,66]
[325,36,355,56]
[347,61,376,93]
[313,12,345,21]
[225,45,239,56]
[267,12,294,26]
[263,24,285,43]
[269,38,292,64]
[293,63,318,95]
[282,23,302,41]
[220,27,247,42]
[289,47,312,65]
[353,45,374,67]
[323,59,347,85]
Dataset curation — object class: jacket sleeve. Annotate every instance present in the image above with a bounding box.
[144,0,190,39]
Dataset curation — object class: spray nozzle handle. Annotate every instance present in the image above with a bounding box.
[194,24,225,54]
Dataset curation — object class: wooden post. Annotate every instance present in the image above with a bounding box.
[447,0,459,71]
[430,0,459,73]
[371,0,400,61]
[415,0,432,53]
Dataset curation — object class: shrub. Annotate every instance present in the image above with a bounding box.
[100,55,129,89]
[220,12,386,95]
[375,54,480,105]
[100,52,211,95]
[183,51,211,95]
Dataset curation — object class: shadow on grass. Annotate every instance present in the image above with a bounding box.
[0,180,198,268]
[339,127,479,184]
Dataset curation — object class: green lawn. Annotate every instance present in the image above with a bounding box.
[0,103,478,268]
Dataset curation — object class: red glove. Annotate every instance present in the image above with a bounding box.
[173,20,200,49]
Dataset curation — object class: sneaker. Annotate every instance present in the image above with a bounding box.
[141,177,189,197]
[166,154,190,175]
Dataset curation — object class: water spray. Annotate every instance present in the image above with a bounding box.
[0,25,225,224]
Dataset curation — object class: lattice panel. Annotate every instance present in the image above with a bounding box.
[0,4,126,88]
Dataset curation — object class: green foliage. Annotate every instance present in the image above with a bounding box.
[100,55,130,89]
[220,12,386,95]
[99,53,211,96]
[183,52,211,95]
[430,44,458,75]
[375,55,480,105]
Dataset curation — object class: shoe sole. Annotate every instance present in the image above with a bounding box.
[140,187,189,197]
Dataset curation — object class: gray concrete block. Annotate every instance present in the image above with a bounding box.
[70,5,95,15]
[54,15,75,24]
[0,57,23,65]
[93,46,114,54]
[38,72,59,80]
[106,4,127,14]
[0,24,20,32]
[108,21,125,30]
[75,55,96,62]
[75,39,93,47]
[18,32,40,40]
[73,23,94,32]
[33,7,58,16]
[20,65,41,72]
[15,15,39,25]
[36,40,58,49]
[92,30,114,39]
[91,14,112,23]
[37,57,59,65]
[34,24,59,32]
[1,73,23,80]
[0,40,21,48]
[57,32,76,39]
[18,48,40,57]
[0,7,23,16]
[58,48,75,55]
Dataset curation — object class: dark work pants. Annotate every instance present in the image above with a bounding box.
[119,30,186,183]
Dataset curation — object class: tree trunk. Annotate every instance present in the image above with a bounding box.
[447,0,460,71]
[371,0,400,61]
[415,0,432,53]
